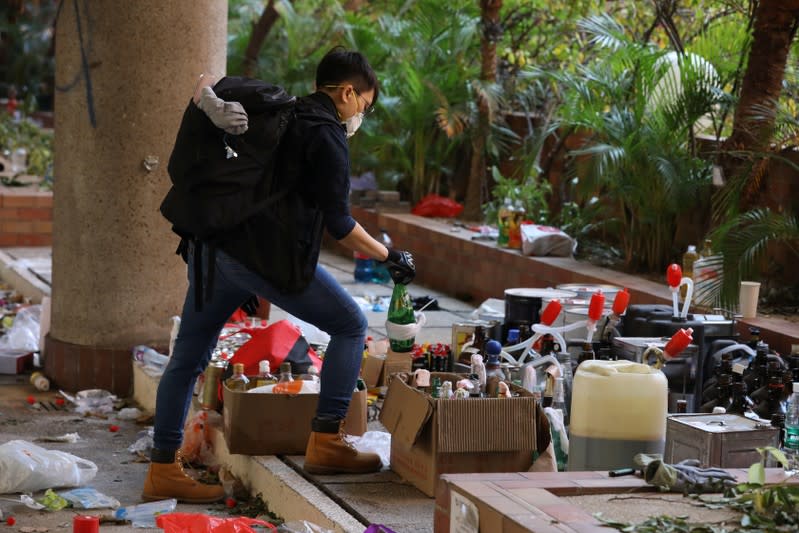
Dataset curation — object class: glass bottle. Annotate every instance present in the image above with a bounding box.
[577,342,595,366]
[468,373,481,398]
[484,340,504,397]
[226,363,249,391]
[542,374,554,408]
[387,282,415,352]
[701,373,733,413]
[507,200,525,250]
[744,344,770,393]
[681,245,699,299]
[753,376,786,420]
[277,362,294,384]
[497,198,513,248]
[256,360,277,387]
[724,381,754,416]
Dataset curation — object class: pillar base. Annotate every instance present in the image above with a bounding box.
[43,334,133,396]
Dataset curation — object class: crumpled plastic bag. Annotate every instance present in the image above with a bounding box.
[59,487,120,509]
[128,427,154,455]
[0,440,98,493]
[521,224,576,257]
[346,431,391,469]
[59,389,117,416]
[180,411,215,465]
[156,513,275,532]
[411,194,463,218]
[0,304,41,351]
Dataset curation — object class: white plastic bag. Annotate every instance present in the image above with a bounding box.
[347,431,391,469]
[0,440,98,493]
[0,305,41,351]
[521,224,576,257]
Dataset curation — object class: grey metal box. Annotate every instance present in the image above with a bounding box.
[665,413,779,468]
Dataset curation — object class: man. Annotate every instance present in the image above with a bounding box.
[143,48,416,503]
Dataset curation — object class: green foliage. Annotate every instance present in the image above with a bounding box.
[533,14,723,272]
[0,113,53,181]
[483,166,550,225]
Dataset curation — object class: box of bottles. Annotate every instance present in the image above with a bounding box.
[222,384,366,455]
[380,372,540,497]
[665,413,779,468]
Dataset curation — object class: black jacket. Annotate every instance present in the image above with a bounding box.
[219,92,357,292]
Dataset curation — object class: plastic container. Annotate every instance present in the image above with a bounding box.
[132,345,169,369]
[114,498,176,527]
[568,360,668,471]
[73,515,99,533]
[30,371,50,392]
[353,252,375,282]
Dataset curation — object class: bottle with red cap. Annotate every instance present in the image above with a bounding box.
[612,288,630,317]
[585,290,605,341]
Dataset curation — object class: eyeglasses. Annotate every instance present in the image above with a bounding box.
[323,84,375,115]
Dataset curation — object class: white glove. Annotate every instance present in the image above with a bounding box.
[196,86,248,135]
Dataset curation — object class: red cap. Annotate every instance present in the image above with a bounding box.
[666,264,682,288]
[612,288,630,315]
[664,328,693,358]
[73,515,99,533]
[540,300,562,325]
[588,290,605,321]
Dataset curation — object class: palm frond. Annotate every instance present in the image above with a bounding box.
[577,13,630,52]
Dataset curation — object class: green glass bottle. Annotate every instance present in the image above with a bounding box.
[388,282,415,352]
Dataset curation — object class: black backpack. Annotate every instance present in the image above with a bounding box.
[161,76,297,241]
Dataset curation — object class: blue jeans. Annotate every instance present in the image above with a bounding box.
[153,245,368,452]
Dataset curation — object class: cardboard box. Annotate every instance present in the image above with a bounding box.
[380,373,538,497]
[223,386,366,455]
[0,349,32,374]
[360,353,385,389]
[380,349,412,387]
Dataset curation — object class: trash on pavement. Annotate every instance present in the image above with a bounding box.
[127,427,154,456]
[59,487,120,509]
[116,407,143,420]
[156,513,275,532]
[36,432,80,444]
[132,345,169,373]
[0,304,41,352]
[37,489,69,511]
[0,440,98,493]
[113,498,176,528]
[20,494,45,510]
[180,411,214,465]
[346,431,391,469]
[58,389,118,416]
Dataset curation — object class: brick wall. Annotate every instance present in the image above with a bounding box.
[0,187,53,246]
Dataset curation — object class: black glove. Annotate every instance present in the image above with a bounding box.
[382,249,416,285]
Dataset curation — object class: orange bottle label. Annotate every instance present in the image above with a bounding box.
[273,381,304,394]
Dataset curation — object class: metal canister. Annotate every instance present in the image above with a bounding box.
[200,361,226,410]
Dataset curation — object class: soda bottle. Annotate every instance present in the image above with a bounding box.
[387,283,415,352]
[273,362,304,394]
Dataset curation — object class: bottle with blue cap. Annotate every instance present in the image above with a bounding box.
[484,339,506,397]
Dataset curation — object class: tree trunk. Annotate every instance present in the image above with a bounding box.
[720,0,799,207]
[241,0,280,78]
[462,0,502,221]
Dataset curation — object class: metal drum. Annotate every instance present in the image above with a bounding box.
[503,288,576,329]
[556,283,622,304]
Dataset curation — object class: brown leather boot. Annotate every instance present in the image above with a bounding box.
[304,417,381,475]
[142,450,225,503]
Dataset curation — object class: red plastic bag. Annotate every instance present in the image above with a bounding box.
[227,319,322,376]
[156,512,275,532]
[411,194,463,218]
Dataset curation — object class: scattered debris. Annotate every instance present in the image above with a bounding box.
[36,433,80,444]
[116,407,143,420]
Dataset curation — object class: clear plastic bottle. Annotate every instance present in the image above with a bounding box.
[133,345,170,369]
[114,498,177,528]
[225,363,249,391]
[353,251,375,282]
[497,198,513,247]
[783,382,799,475]
[552,377,568,426]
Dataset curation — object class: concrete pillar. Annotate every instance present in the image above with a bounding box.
[46,0,228,394]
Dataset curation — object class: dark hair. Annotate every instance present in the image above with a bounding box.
[316,46,379,108]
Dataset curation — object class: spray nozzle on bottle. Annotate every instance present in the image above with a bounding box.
[611,288,630,317]
[666,264,693,319]
[585,290,605,342]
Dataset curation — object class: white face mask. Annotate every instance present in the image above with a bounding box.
[343,112,363,138]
